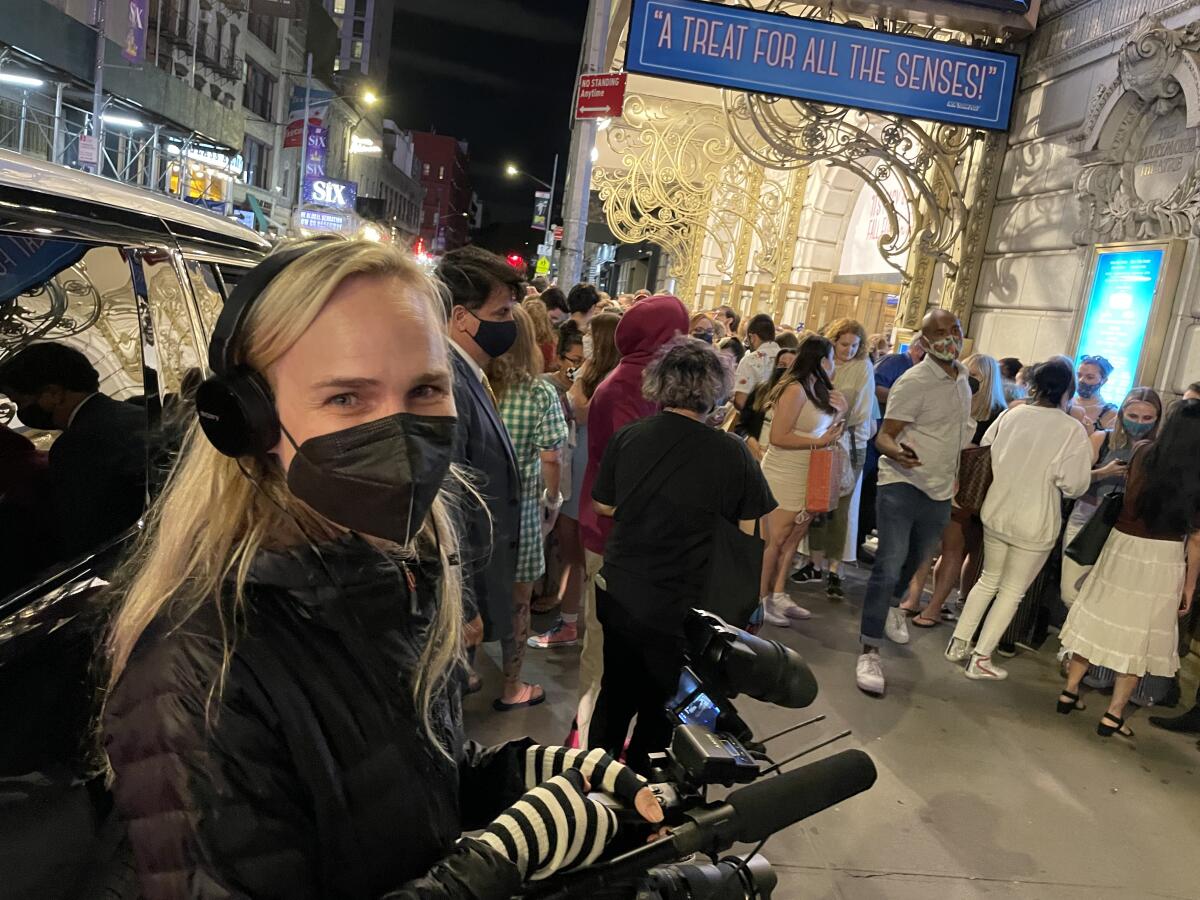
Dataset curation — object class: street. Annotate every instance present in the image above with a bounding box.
[469,566,1199,900]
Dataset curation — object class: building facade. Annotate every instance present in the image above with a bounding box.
[322,0,394,85]
[592,0,1200,400]
[413,132,472,252]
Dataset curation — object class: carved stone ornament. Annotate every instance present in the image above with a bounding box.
[1072,15,1200,243]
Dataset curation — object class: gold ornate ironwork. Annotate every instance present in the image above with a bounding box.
[593,94,792,303]
[720,3,989,282]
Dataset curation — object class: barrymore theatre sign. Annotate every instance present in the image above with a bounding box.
[626,0,1019,131]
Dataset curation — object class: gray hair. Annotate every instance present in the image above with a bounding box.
[642,336,733,413]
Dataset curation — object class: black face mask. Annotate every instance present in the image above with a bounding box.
[468,311,518,358]
[692,332,713,344]
[18,398,56,431]
[968,375,981,396]
[284,412,456,546]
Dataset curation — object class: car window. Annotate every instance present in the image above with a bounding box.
[183,258,227,335]
[140,251,206,401]
[0,237,150,599]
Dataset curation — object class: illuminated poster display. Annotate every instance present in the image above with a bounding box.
[1074,246,1172,403]
[626,0,1019,131]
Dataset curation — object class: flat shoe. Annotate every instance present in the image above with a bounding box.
[493,685,546,712]
[911,615,940,628]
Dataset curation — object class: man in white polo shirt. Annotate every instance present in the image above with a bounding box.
[855,308,972,695]
[732,314,780,410]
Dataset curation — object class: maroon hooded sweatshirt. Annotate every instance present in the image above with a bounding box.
[580,294,689,555]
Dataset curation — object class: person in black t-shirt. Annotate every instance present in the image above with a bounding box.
[589,337,775,773]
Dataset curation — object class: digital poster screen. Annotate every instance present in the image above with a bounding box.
[1075,248,1167,405]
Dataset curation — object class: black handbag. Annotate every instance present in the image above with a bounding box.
[1064,490,1124,566]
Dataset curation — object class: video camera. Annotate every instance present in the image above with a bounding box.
[522,611,877,900]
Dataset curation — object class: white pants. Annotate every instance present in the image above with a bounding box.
[952,530,1050,658]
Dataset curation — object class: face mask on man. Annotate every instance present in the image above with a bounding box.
[284,412,456,547]
[1122,417,1154,438]
[17,396,57,431]
[926,335,962,363]
[1076,381,1100,400]
[467,310,518,358]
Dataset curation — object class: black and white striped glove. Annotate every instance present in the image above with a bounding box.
[470,768,618,881]
[524,745,648,806]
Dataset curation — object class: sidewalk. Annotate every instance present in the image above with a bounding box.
[465,565,1200,899]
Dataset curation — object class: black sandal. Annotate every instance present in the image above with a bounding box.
[1056,690,1085,715]
[1097,712,1134,738]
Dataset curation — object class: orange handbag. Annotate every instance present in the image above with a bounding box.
[806,447,840,514]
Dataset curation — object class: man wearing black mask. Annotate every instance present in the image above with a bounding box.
[436,247,523,696]
[0,341,146,561]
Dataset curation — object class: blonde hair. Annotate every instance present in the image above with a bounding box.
[103,238,465,754]
[822,317,867,361]
[963,353,1007,423]
[488,303,542,401]
[522,297,556,348]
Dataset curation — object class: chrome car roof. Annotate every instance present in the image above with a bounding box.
[0,149,271,251]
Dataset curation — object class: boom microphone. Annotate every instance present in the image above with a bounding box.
[522,750,877,897]
[725,748,878,843]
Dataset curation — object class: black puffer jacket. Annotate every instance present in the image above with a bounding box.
[102,535,530,899]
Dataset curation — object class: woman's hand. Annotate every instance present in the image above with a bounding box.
[1093,459,1128,480]
[830,389,848,414]
[1180,590,1194,619]
[819,421,845,448]
[523,745,664,826]
[472,769,618,881]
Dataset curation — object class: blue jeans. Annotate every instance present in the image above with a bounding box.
[861,482,951,648]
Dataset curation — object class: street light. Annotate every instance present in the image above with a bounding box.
[102,113,143,129]
[0,72,45,88]
[505,156,559,246]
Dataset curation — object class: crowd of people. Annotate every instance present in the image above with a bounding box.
[8,235,1194,897]
[427,246,1200,754]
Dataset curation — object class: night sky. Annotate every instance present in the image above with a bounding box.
[387,1,589,231]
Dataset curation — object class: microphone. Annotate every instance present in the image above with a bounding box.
[725,748,877,843]
[522,750,876,897]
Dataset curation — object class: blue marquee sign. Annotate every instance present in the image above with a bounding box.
[626,0,1019,131]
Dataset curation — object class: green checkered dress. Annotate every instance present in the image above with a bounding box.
[499,377,569,582]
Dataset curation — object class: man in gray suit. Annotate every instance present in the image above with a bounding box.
[436,248,532,708]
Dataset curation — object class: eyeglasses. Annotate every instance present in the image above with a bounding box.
[562,356,584,367]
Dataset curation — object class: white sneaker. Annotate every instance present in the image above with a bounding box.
[944,637,972,663]
[772,592,812,620]
[884,607,910,644]
[856,652,885,695]
[761,596,790,627]
[964,653,1009,681]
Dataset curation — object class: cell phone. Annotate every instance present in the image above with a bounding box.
[899,442,920,461]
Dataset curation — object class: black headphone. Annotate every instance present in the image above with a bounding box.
[195,241,326,458]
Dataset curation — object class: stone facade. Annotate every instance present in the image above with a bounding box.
[972,0,1200,394]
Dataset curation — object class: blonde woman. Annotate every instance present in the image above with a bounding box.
[522,296,557,372]
[101,240,657,898]
[808,318,876,599]
[489,305,568,710]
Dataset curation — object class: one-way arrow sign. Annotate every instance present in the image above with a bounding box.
[575,72,627,120]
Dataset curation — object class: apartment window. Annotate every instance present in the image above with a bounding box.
[352,18,365,37]
[333,0,346,12]
[243,137,272,190]
[355,0,367,14]
[248,12,277,49]
[333,58,343,71]
[422,162,430,177]
[437,165,444,180]
[351,40,363,60]
[243,60,275,118]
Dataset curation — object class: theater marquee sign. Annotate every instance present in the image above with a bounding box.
[1073,15,1200,243]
